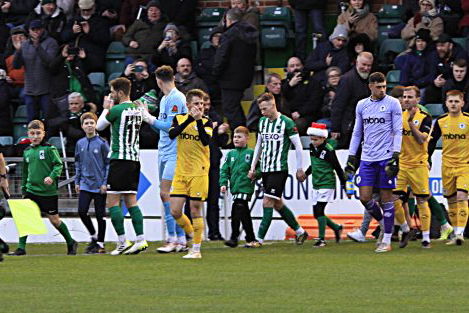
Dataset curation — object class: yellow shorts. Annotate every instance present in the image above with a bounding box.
[394,166,429,196]
[442,166,469,198]
[170,174,208,201]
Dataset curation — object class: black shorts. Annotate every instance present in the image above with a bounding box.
[262,171,288,200]
[25,192,59,215]
[107,159,140,194]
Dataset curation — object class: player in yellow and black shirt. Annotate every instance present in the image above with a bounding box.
[393,86,433,248]
[429,90,469,245]
[168,89,213,259]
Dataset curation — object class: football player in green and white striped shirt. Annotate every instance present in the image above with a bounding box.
[248,93,308,245]
[97,77,148,255]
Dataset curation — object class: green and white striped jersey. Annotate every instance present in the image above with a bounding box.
[105,101,143,161]
[258,114,298,172]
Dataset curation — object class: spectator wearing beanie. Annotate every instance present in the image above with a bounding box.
[401,0,443,48]
[25,0,67,44]
[398,28,435,90]
[122,0,168,63]
[151,23,191,70]
[13,19,58,121]
[305,24,351,84]
[61,0,111,73]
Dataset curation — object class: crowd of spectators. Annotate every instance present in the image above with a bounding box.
[1,0,469,153]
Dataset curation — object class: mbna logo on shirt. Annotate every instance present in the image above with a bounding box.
[363,117,386,124]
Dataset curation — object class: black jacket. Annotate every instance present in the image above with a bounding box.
[282,74,324,118]
[151,40,192,71]
[49,53,97,104]
[196,44,221,102]
[428,43,468,80]
[25,5,67,44]
[4,0,38,25]
[212,21,258,90]
[305,40,350,83]
[288,0,327,10]
[61,13,111,73]
[208,109,229,164]
[330,67,370,135]
[120,72,158,101]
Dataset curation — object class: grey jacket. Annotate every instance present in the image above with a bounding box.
[13,33,58,96]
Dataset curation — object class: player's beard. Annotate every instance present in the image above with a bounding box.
[358,71,370,80]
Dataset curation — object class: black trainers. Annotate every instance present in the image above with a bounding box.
[9,248,26,256]
[334,225,343,243]
[0,238,9,254]
[224,239,238,248]
[0,251,3,262]
[421,240,431,249]
[85,239,98,254]
[67,240,78,255]
[295,231,309,245]
[399,231,410,248]
[313,239,326,248]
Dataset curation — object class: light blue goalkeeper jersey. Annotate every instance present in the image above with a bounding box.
[348,95,403,162]
[151,88,187,160]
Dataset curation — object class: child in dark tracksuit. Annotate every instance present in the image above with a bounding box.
[75,112,109,254]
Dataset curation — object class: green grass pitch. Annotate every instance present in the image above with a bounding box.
[1,240,468,313]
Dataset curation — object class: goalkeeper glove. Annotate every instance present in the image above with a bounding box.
[344,155,359,178]
[385,152,400,178]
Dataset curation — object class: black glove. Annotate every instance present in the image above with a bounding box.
[344,155,359,178]
[385,152,400,178]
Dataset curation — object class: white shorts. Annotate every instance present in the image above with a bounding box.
[311,189,335,205]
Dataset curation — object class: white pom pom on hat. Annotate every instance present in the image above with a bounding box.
[307,123,328,137]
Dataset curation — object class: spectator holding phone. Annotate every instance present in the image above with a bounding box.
[121,59,157,101]
[61,0,111,73]
[337,0,377,42]
[122,0,167,63]
[152,23,192,70]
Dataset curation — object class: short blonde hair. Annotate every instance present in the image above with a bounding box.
[27,120,45,130]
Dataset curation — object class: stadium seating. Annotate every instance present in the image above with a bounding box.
[452,37,467,48]
[378,24,394,46]
[386,69,401,91]
[241,100,251,116]
[48,136,66,152]
[107,72,121,83]
[105,41,126,79]
[376,4,403,25]
[88,72,106,97]
[285,214,380,240]
[379,38,406,64]
[253,84,265,98]
[106,41,126,55]
[196,8,225,46]
[0,136,13,146]
[13,124,28,142]
[13,105,28,124]
[260,7,293,49]
[425,103,445,117]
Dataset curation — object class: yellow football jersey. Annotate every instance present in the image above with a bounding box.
[400,109,432,168]
[431,113,469,168]
[171,114,213,176]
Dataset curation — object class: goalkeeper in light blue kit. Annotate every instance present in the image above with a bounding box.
[344,72,402,253]
[141,65,188,253]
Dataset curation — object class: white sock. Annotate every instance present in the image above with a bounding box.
[168,236,176,243]
[401,223,410,233]
[295,227,305,235]
[177,236,187,245]
[257,238,264,244]
[118,235,126,243]
[97,242,104,248]
[136,234,145,241]
[383,233,392,245]
[192,243,201,252]
[422,231,430,242]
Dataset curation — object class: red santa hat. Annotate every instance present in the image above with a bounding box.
[307,123,328,138]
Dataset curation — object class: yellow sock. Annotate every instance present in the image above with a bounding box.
[417,202,431,232]
[457,200,469,228]
[192,217,204,245]
[448,202,458,226]
[175,214,194,235]
[394,200,406,225]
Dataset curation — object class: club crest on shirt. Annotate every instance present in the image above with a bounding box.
[413,120,419,125]
[379,105,386,112]
[245,154,251,162]
[94,149,99,154]
[459,123,466,129]
[39,150,45,160]
[172,105,178,113]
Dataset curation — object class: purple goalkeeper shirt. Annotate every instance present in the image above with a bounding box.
[348,95,403,162]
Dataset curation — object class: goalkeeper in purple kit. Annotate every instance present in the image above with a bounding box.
[344,72,402,253]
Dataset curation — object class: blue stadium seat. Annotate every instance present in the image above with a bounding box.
[376,4,403,24]
[196,8,225,45]
[106,60,126,80]
[425,103,445,117]
[106,41,126,55]
[260,7,293,49]
[13,105,28,124]
[13,124,28,142]
[386,70,401,91]
[0,136,13,146]
[107,72,122,83]
[452,37,466,48]
[379,39,406,63]
[48,136,66,152]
